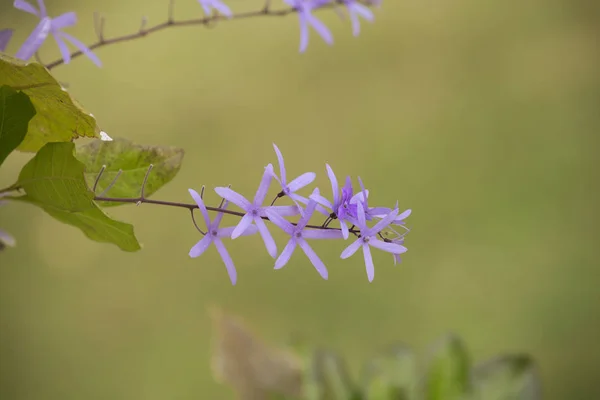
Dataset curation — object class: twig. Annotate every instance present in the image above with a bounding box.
[44,0,373,70]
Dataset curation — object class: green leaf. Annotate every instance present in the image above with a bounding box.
[471,355,541,400]
[363,343,418,400]
[13,142,141,251]
[424,334,471,400]
[75,138,184,206]
[0,85,36,166]
[0,53,100,152]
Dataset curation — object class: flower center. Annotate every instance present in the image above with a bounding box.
[211,230,218,236]
[295,231,302,239]
[250,209,259,217]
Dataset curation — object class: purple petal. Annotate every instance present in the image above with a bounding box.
[254,164,274,206]
[199,2,211,15]
[261,205,300,217]
[188,188,211,228]
[340,238,362,259]
[297,199,317,230]
[210,0,233,18]
[0,29,13,52]
[36,0,46,17]
[218,224,258,238]
[325,164,340,207]
[51,12,77,29]
[215,187,251,210]
[55,31,102,67]
[265,208,295,235]
[355,177,368,208]
[349,9,361,36]
[273,143,287,184]
[368,238,407,254]
[363,244,375,282]
[368,207,399,236]
[298,238,328,280]
[352,3,375,21]
[13,0,39,16]
[189,235,213,258]
[255,216,278,258]
[275,239,297,269]
[15,17,51,60]
[394,209,412,223]
[52,33,71,64]
[309,193,333,210]
[369,207,391,216]
[303,228,343,240]
[212,200,229,227]
[288,172,316,192]
[231,213,254,239]
[356,201,367,232]
[306,13,333,45]
[339,219,350,240]
[213,238,237,285]
[298,12,309,53]
[393,254,402,265]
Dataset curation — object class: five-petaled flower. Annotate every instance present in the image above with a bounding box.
[340,202,407,282]
[215,164,280,258]
[188,189,258,285]
[196,0,233,18]
[14,0,101,66]
[266,192,343,279]
[283,0,333,53]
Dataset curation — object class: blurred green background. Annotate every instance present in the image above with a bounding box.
[1,0,599,399]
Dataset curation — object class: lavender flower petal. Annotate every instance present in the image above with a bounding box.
[52,32,71,64]
[265,209,295,235]
[298,12,310,53]
[209,0,233,18]
[215,187,252,210]
[351,2,375,21]
[217,225,258,238]
[363,243,375,282]
[189,188,211,227]
[303,229,343,240]
[260,205,300,217]
[306,13,333,45]
[189,235,212,257]
[298,239,328,279]
[13,0,39,16]
[51,11,77,29]
[254,164,274,205]
[15,16,51,60]
[0,229,16,248]
[36,0,47,17]
[254,217,278,258]
[231,213,254,239]
[309,193,333,210]
[368,207,399,235]
[296,199,317,230]
[273,143,287,184]
[56,31,102,67]
[213,238,237,285]
[0,29,13,52]
[275,239,296,269]
[287,172,316,192]
[340,238,362,259]
[356,201,368,231]
[368,238,407,254]
[339,220,350,240]
[212,200,229,227]
[326,164,339,207]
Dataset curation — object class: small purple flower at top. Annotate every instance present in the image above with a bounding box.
[215,164,279,258]
[342,0,374,37]
[188,189,258,285]
[340,202,407,282]
[196,0,233,18]
[283,0,333,53]
[13,0,101,66]
[266,192,343,279]
[0,29,13,52]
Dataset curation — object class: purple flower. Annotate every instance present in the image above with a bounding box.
[14,0,101,66]
[214,164,280,258]
[342,0,374,36]
[196,0,233,18]
[188,189,258,285]
[340,202,407,282]
[271,143,320,210]
[0,29,13,52]
[310,165,361,239]
[283,0,333,53]
[266,194,343,279]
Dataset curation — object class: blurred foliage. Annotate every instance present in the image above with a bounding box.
[211,310,541,400]
[0,0,599,399]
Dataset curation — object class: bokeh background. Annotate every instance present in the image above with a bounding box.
[1,0,599,399]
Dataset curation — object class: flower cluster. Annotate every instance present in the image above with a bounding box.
[1,0,382,69]
[188,144,410,284]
